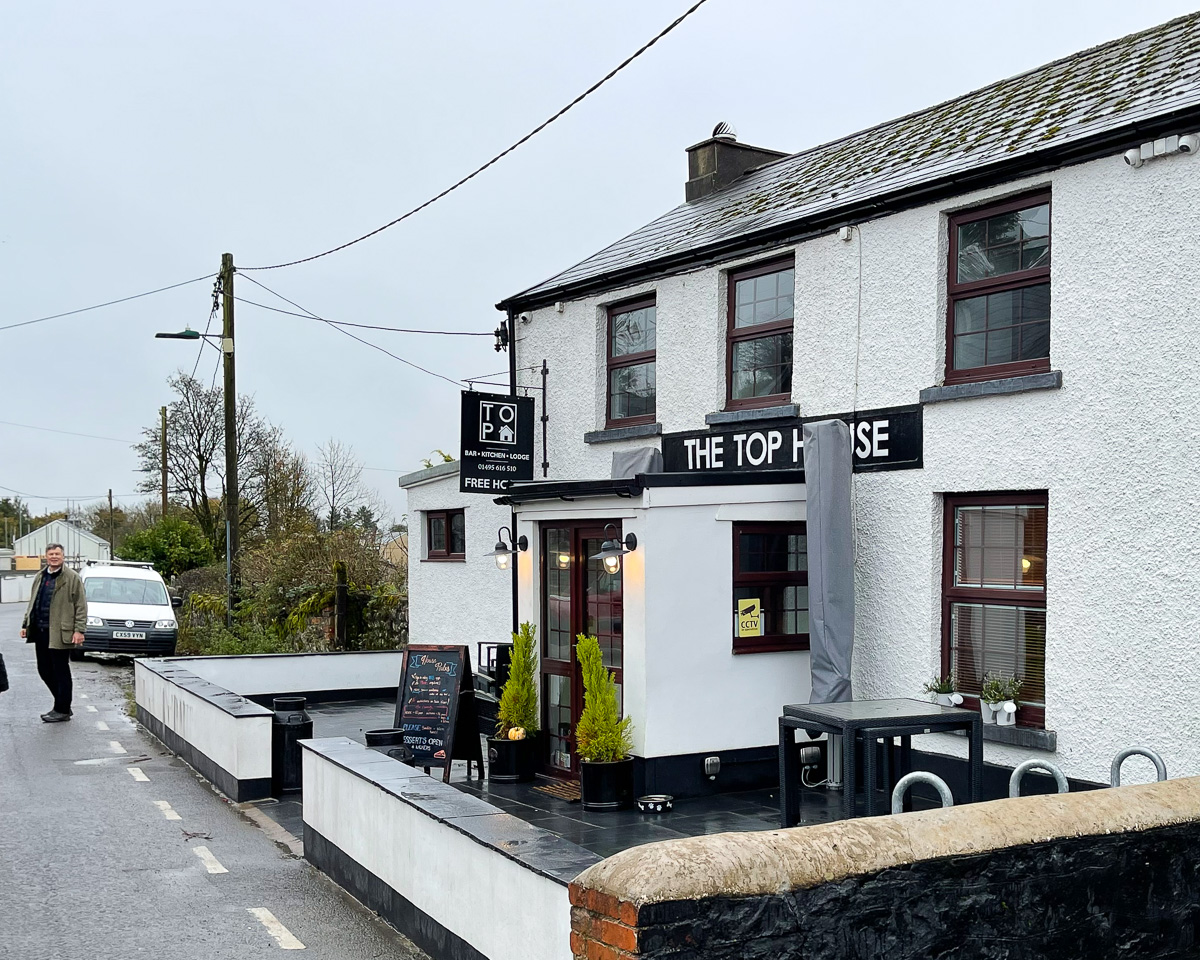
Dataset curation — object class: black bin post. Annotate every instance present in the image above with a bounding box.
[365,728,415,764]
[271,696,313,795]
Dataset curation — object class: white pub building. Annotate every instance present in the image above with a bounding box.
[403,13,1200,800]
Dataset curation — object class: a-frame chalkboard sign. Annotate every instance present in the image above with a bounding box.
[393,644,484,783]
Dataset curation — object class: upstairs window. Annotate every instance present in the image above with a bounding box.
[727,258,794,409]
[942,493,1048,727]
[948,193,1051,384]
[606,296,656,426]
[426,509,465,560]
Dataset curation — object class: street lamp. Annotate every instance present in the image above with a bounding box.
[155,253,239,627]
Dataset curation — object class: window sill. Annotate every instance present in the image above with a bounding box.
[705,403,799,426]
[920,370,1061,405]
[420,557,466,563]
[584,422,662,444]
[945,723,1056,751]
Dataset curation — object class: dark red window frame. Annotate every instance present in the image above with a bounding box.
[732,520,809,654]
[946,191,1052,385]
[605,295,657,428]
[941,491,1048,728]
[425,509,465,561]
[726,256,795,411]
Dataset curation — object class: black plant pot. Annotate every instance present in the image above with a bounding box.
[487,734,539,783]
[580,757,634,810]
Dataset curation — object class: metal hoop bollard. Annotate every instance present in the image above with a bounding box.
[1111,747,1167,787]
[1009,759,1069,798]
[891,771,954,814]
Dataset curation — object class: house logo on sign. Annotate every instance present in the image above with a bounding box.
[479,400,518,445]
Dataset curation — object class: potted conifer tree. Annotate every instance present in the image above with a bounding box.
[487,621,540,782]
[575,633,634,810]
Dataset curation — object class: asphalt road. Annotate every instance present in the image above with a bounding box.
[0,601,428,960]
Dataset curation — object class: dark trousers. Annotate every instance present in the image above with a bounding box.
[31,628,73,714]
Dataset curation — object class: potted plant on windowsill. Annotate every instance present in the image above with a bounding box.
[487,621,540,782]
[921,674,964,708]
[575,633,635,810]
[980,674,1022,726]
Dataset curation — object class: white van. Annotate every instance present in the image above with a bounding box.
[80,561,180,656]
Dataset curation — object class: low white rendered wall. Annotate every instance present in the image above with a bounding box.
[134,660,272,784]
[303,739,578,960]
[173,650,405,697]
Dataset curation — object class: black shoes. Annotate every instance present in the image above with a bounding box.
[41,710,71,723]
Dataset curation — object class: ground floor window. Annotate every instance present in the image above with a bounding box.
[425,509,465,560]
[732,521,808,653]
[942,492,1047,727]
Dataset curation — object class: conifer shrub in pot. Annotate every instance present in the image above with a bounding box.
[487,622,540,782]
[575,633,635,810]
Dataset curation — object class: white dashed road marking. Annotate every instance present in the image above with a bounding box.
[127,767,150,782]
[154,801,182,821]
[247,908,305,949]
[86,705,98,713]
[108,741,126,755]
[96,721,110,731]
[79,693,88,699]
[192,846,228,874]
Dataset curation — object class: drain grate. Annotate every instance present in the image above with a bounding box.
[532,781,582,802]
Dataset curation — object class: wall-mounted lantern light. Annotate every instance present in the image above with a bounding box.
[485,526,527,571]
[556,551,572,570]
[589,523,637,575]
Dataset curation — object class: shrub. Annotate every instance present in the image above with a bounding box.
[120,517,215,580]
[574,633,633,763]
[496,622,539,737]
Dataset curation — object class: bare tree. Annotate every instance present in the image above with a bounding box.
[134,372,272,551]
[315,439,368,532]
[249,431,318,538]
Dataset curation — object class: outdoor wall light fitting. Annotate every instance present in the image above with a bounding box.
[485,526,527,571]
[589,523,637,575]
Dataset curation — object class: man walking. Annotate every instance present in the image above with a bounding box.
[19,543,87,722]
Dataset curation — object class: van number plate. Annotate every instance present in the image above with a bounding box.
[113,631,146,640]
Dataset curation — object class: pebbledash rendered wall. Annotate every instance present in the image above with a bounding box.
[400,461,512,648]
[494,148,1200,787]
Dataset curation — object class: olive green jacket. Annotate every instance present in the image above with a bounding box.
[22,566,88,651]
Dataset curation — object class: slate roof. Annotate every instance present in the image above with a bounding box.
[502,11,1200,308]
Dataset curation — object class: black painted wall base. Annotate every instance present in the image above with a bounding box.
[305,824,488,960]
[634,740,1104,803]
[245,686,398,709]
[136,705,271,802]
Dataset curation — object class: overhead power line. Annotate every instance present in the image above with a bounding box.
[0,420,137,445]
[237,275,464,387]
[234,296,492,336]
[240,0,711,272]
[0,274,215,334]
[0,482,142,502]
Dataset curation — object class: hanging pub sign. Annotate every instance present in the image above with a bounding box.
[393,644,484,783]
[661,404,922,476]
[459,390,535,494]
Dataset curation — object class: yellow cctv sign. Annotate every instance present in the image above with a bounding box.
[737,598,762,638]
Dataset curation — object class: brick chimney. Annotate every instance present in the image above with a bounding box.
[685,122,788,202]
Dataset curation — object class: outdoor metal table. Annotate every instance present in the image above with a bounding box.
[778,698,983,826]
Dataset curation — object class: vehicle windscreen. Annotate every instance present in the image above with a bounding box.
[84,577,169,606]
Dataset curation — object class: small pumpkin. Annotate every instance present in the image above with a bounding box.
[508,727,526,741]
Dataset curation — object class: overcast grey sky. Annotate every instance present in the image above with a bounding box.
[1,0,1194,524]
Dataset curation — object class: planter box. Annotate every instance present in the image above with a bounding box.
[580,757,634,810]
[488,734,540,783]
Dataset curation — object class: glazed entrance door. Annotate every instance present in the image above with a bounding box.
[540,523,624,777]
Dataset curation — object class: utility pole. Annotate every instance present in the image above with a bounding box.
[221,252,239,626]
[108,489,115,555]
[160,406,168,518]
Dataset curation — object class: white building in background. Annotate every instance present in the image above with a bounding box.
[410,13,1200,797]
[14,519,111,566]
